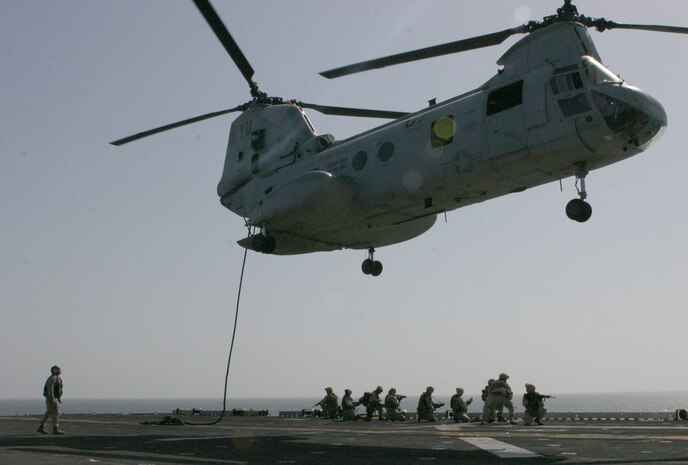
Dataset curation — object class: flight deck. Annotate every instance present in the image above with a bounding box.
[2,413,688,464]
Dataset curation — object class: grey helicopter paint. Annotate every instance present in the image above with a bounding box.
[113,0,675,276]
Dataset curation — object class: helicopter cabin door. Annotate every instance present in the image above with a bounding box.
[523,68,549,130]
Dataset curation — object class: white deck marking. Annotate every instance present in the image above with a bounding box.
[462,437,541,459]
[156,435,237,442]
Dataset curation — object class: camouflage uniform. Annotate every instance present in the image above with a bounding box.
[486,373,517,425]
[384,388,406,421]
[366,386,384,421]
[341,389,359,421]
[317,387,339,419]
[481,379,495,423]
[522,384,547,426]
[417,386,443,422]
[450,388,472,423]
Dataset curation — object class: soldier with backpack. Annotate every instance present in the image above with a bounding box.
[364,386,384,421]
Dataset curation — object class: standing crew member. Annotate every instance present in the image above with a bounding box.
[481,378,495,424]
[486,373,518,425]
[38,366,64,435]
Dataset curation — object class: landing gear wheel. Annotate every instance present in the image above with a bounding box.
[251,233,276,254]
[362,259,374,275]
[371,261,383,277]
[566,198,592,223]
[361,248,383,276]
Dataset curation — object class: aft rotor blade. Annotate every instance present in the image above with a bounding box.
[320,26,526,79]
[297,102,408,119]
[594,20,688,35]
[192,0,255,87]
[110,105,245,146]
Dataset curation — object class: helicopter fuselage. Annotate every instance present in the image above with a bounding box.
[218,22,666,256]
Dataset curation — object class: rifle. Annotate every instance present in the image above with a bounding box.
[537,394,555,401]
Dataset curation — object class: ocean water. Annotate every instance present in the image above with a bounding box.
[2,392,688,416]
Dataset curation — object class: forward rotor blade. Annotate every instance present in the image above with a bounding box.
[593,20,688,35]
[320,26,526,79]
[110,105,246,146]
[297,102,408,119]
[192,0,255,87]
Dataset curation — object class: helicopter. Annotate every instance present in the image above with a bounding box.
[112,0,685,276]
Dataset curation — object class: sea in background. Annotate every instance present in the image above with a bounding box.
[2,392,688,416]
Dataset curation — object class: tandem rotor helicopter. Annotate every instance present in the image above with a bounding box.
[113,0,686,276]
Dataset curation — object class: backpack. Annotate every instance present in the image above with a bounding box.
[359,392,371,407]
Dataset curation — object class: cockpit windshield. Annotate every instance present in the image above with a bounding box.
[581,56,622,86]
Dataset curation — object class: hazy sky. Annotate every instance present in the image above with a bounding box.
[2,0,687,401]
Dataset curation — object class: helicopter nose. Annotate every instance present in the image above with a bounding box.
[632,87,667,128]
[591,85,667,149]
[631,87,667,149]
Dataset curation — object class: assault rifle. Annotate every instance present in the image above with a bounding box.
[432,399,445,409]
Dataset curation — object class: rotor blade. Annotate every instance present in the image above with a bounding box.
[192,0,255,87]
[594,20,688,35]
[110,105,246,146]
[320,26,526,79]
[297,102,408,119]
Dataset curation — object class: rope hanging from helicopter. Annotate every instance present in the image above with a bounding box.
[183,224,254,426]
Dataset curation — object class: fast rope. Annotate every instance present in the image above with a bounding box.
[184,230,251,426]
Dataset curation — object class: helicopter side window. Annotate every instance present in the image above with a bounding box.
[550,70,584,95]
[378,141,395,161]
[431,116,455,148]
[251,129,266,150]
[352,151,368,171]
[486,80,523,116]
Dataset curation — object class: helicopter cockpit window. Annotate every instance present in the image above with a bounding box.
[486,80,524,116]
[581,56,622,86]
[592,91,654,146]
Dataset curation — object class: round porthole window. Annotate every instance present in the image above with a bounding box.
[378,141,394,162]
[352,151,368,171]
